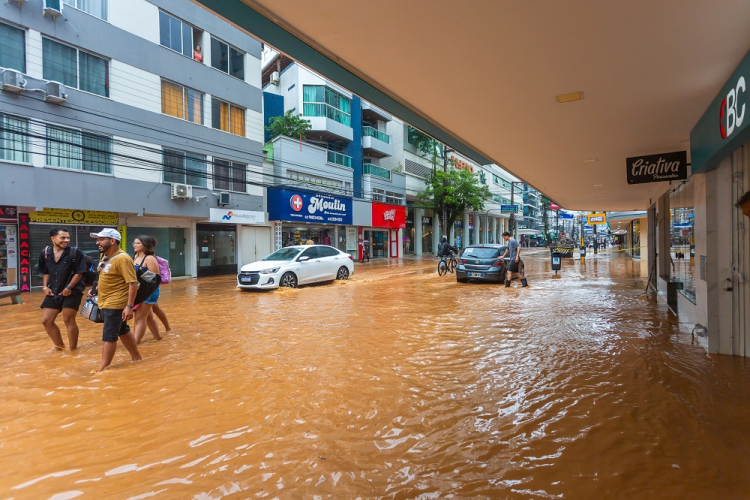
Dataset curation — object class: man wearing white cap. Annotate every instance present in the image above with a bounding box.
[88,228,142,372]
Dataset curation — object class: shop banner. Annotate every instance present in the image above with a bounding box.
[588,213,607,225]
[371,203,406,229]
[18,214,30,292]
[267,188,352,225]
[6,226,17,268]
[0,205,18,223]
[30,208,118,225]
[119,225,127,251]
[209,208,265,225]
[626,151,688,184]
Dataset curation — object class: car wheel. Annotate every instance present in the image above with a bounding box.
[280,272,297,288]
[337,266,349,280]
[457,278,467,283]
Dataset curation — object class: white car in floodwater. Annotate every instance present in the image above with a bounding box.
[237,245,354,290]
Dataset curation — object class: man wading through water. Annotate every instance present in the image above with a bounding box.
[39,228,87,350]
[88,228,142,372]
[500,231,528,288]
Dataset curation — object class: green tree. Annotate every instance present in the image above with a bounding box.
[408,126,443,169]
[417,165,492,237]
[265,110,312,141]
[540,195,552,245]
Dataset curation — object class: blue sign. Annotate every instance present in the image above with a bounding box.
[558,212,574,219]
[674,222,692,228]
[267,187,352,225]
[501,204,519,213]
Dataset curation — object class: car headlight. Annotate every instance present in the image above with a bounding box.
[259,267,280,274]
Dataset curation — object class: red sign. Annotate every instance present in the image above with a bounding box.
[371,203,406,229]
[0,205,17,223]
[18,213,31,292]
[550,203,561,210]
[450,155,475,174]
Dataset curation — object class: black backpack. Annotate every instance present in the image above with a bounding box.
[134,255,162,305]
[45,246,97,287]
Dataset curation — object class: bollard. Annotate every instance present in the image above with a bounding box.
[580,246,586,263]
[551,251,562,274]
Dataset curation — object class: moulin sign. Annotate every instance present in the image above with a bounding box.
[626,151,688,185]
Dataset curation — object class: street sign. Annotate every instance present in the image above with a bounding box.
[550,203,561,210]
[587,213,607,225]
[558,212,574,219]
[501,204,520,213]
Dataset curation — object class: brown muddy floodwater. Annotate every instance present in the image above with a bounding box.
[1,251,750,499]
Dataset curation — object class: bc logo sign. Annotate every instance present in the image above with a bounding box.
[720,76,746,140]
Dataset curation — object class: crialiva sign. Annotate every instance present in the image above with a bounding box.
[626,151,688,184]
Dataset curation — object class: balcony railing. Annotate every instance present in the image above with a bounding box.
[362,126,390,144]
[327,150,353,168]
[303,103,352,127]
[363,163,391,180]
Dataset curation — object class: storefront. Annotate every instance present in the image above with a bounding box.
[362,202,406,259]
[0,205,19,291]
[421,211,434,254]
[196,223,237,277]
[267,187,353,252]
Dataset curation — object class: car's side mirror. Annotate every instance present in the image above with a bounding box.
[298,256,310,262]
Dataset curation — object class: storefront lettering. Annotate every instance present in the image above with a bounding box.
[18,214,30,292]
[308,196,347,215]
[383,209,396,222]
[626,151,687,185]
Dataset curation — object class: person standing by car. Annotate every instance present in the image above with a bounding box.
[88,228,142,372]
[39,228,87,351]
[500,231,528,288]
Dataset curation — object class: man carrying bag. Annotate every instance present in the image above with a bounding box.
[88,228,142,373]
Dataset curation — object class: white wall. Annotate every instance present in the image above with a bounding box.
[112,137,163,183]
[109,60,161,113]
[25,29,43,80]
[110,0,160,44]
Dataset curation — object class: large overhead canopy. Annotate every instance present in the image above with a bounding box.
[196,0,750,211]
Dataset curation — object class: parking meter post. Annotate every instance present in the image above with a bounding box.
[580,245,586,264]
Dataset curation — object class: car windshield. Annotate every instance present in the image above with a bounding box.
[462,247,500,259]
[263,248,302,261]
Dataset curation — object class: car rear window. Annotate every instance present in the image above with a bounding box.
[462,247,500,259]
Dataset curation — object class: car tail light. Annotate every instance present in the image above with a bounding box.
[348,254,353,261]
[492,260,502,267]
[461,259,466,264]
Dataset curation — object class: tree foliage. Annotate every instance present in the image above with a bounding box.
[417,165,492,237]
[265,110,312,141]
[540,195,552,245]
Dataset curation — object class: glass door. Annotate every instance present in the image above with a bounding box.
[0,224,18,290]
[197,224,237,276]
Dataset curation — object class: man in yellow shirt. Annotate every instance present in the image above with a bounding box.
[88,229,142,372]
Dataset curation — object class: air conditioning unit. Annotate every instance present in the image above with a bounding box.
[219,192,231,206]
[11,0,28,6]
[171,183,193,200]
[44,81,66,104]
[2,69,27,93]
[43,0,63,20]
[269,71,280,85]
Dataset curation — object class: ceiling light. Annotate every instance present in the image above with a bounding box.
[556,91,585,103]
[583,158,597,163]
[598,197,606,200]
[593,184,603,187]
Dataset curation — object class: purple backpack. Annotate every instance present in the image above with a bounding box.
[156,256,171,284]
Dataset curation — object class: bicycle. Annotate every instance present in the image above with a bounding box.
[438,252,457,276]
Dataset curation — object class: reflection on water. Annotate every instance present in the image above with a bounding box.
[1,251,749,498]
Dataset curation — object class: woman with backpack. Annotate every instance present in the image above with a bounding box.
[132,235,162,343]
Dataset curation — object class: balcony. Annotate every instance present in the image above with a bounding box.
[361,101,392,123]
[364,163,392,180]
[362,126,393,158]
[327,150,353,168]
[303,103,353,141]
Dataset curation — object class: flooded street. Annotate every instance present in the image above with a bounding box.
[2,251,750,498]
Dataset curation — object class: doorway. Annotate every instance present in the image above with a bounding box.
[196,224,237,276]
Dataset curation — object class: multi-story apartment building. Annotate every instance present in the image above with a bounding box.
[0,0,269,291]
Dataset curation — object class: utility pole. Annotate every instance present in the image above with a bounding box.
[510,182,515,236]
[442,147,451,242]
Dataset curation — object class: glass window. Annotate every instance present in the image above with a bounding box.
[46,125,112,173]
[211,98,245,137]
[162,148,206,187]
[302,85,352,127]
[0,113,29,163]
[213,159,246,192]
[300,247,320,259]
[42,38,109,97]
[159,11,192,57]
[669,180,695,302]
[263,247,302,261]
[319,246,338,257]
[62,0,108,20]
[211,37,244,79]
[161,80,203,124]
[0,22,25,73]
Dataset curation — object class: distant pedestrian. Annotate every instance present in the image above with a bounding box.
[89,229,142,372]
[132,235,162,344]
[499,231,527,287]
[305,238,314,245]
[38,228,87,351]
[362,239,370,262]
[737,189,750,220]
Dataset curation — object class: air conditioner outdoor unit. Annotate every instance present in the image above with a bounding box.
[44,81,67,104]
[2,69,27,93]
[269,71,280,85]
[11,0,28,6]
[43,0,63,20]
[171,183,193,200]
[219,192,231,205]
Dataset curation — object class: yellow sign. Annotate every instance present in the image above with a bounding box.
[119,225,127,251]
[29,208,118,225]
[587,213,607,225]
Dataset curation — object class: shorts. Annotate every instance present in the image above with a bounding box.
[101,308,131,342]
[40,293,83,311]
[509,260,520,273]
[141,287,160,305]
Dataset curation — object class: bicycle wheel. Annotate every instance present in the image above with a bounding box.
[438,260,448,276]
[448,257,456,274]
